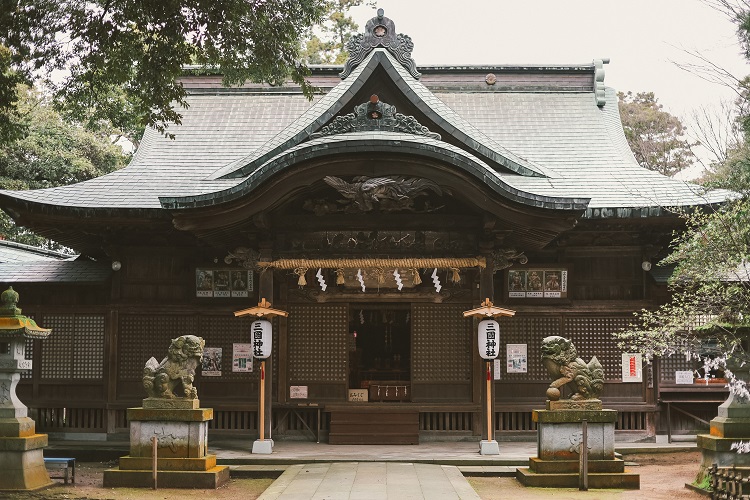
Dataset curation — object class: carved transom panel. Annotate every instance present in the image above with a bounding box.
[282,231,476,254]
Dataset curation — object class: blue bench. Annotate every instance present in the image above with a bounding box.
[44,457,76,484]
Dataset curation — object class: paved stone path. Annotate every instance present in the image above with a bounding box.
[258,462,481,500]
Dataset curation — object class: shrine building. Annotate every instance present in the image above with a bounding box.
[0,11,732,443]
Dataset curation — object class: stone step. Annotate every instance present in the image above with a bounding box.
[516,467,640,489]
[528,457,625,474]
[103,466,230,489]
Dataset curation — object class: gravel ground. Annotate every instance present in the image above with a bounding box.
[4,452,707,500]
[471,451,706,500]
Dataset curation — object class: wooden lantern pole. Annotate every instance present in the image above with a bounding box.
[259,360,266,441]
[463,298,515,447]
[234,298,288,452]
[486,361,493,442]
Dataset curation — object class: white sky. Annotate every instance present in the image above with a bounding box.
[352,0,749,121]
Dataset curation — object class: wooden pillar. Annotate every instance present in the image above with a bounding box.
[106,309,119,435]
[259,246,274,440]
[277,285,288,405]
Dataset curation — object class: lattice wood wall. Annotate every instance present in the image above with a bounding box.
[40,314,105,379]
[658,354,699,383]
[288,304,348,383]
[411,304,472,383]
[498,316,561,381]
[118,314,272,381]
[118,315,197,379]
[563,316,632,380]
[497,315,633,382]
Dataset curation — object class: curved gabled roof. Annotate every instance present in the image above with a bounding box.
[207,48,551,182]
[160,131,588,211]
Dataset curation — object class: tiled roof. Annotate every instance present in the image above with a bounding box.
[0,52,733,218]
[0,261,111,283]
[0,241,76,263]
[162,131,589,211]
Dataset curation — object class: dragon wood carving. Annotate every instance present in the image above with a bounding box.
[541,336,604,401]
[322,175,443,212]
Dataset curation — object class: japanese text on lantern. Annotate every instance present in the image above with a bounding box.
[253,322,264,358]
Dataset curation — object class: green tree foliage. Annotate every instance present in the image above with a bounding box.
[618,91,696,177]
[0,0,326,141]
[0,85,128,248]
[616,199,750,382]
[616,3,750,396]
[301,0,374,65]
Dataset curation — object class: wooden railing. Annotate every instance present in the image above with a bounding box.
[420,411,473,432]
[709,464,750,499]
[30,406,653,437]
[35,407,106,432]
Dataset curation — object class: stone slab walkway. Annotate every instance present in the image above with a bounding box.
[258,462,481,500]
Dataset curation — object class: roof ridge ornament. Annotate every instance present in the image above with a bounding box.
[340,8,420,80]
[309,95,440,140]
[594,58,609,107]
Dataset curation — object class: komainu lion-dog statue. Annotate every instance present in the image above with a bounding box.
[143,335,205,399]
[541,335,604,401]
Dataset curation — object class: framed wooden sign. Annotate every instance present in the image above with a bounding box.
[196,269,254,297]
[507,268,568,299]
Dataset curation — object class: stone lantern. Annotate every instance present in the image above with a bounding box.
[0,286,52,491]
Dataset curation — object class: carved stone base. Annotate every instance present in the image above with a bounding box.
[142,398,201,410]
[516,408,639,489]
[105,407,228,489]
[546,399,602,411]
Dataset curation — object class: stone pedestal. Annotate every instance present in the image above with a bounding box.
[103,403,229,488]
[697,388,750,482]
[516,402,639,489]
[252,439,273,454]
[0,288,53,492]
[479,440,500,455]
[0,409,53,492]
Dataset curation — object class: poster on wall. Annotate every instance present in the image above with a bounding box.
[290,386,308,399]
[232,343,253,373]
[493,358,502,380]
[506,344,528,373]
[507,268,568,299]
[202,347,222,376]
[675,371,694,384]
[621,353,643,382]
[196,269,253,298]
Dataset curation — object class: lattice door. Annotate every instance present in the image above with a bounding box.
[41,314,105,379]
[411,304,472,383]
[288,304,348,383]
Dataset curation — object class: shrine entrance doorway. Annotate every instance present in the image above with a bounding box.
[349,304,411,402]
